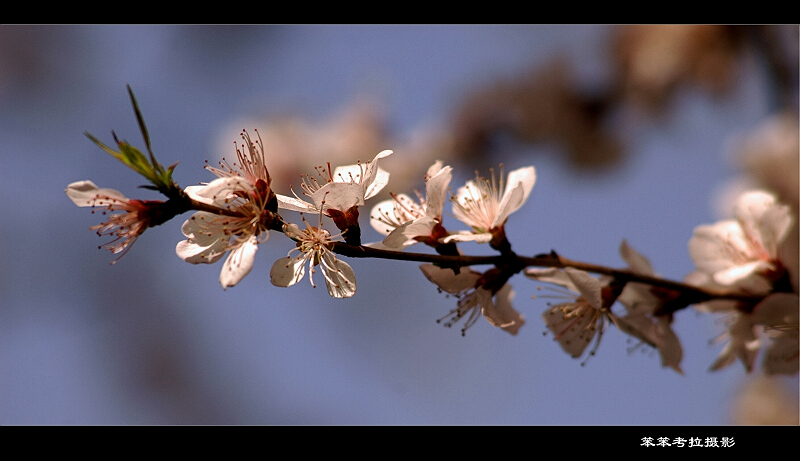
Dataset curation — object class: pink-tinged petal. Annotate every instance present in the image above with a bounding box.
[688,221,750,274]
[735,190,792,258]
[276,194,319,213]
[420,264,480,294]
[321,254,357,298]
[270,255,306,288]
[481,284,525,335]
[66,180,128,206]
[424,164,452,219]
[219,235,259,289]
[619,239,654,275]
[312,182,365,211]
[713,260,773,293]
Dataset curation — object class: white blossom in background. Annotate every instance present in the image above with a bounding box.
[687,190,793,302]
[616,240,683,373]
[443,165,536,245]
[420,264,524,335]
[66,180,158,263]
[526,267,616,360]
[686,189,798,374]
[176,130,276,289]
[370,161,452,249]
[270,217,357,299]
[276,150,392,216]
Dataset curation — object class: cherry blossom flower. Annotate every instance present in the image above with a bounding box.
[66,180,163,263]
[369,161,452,249]
[277,150,392,245]
[443,165,536,246]
[277,150,392,215]
[687,190,792,298]
[526,267,618,360]
[616,240,683,373]
[704,292,798,374]
[270,215,357,299]
[176,130,277,289]
[419,264,524,335]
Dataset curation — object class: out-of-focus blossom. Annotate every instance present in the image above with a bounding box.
[449,59,623,170]
[420,264,524,336]
[526,267,618,360]
[443,165,536,247]
[729,375,800,425]
[614,25,742,111]
[214,98,389,190]
[370,161,452,249]
[616,240,684,373]
[270,218,356,299]
[687,190,793,300]
[66,180,162,263]
[734,112,800,211]
[176,130,277,289]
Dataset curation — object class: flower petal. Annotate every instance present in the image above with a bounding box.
[312,182,365,211]
[219,235,259,289]
[419,264,480,294]
[619,239,654,275]
[321,254,357,298]
[494,166,536,227]
[480,284,525,335]
[66,180,128,207]
[440,231,493,244]
[424,164,452,219]
[270,255,306,288]
[276,194,319,213]
[175,238,227,264]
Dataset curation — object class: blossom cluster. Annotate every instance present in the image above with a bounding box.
[68,96,798,376]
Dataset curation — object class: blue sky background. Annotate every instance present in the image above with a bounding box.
[1,25,796,424]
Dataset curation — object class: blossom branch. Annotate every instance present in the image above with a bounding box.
[326,242,767,307]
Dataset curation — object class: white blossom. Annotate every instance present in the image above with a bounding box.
[443,165,536,244]
[616,240,683,373]
[687,190,792,299]
[527,267,614,360]
[270,218,357,299]
[176,130,276,289]
[277,150,392,215]
[66,180,157,263]
[370,161,452,249]
[420,264,524,335]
